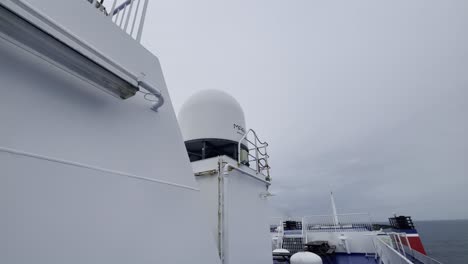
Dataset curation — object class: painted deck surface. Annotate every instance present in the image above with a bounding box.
[274,253,378,264]
[329,254,378,264]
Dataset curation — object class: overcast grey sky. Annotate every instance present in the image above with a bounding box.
[141,0,468,220]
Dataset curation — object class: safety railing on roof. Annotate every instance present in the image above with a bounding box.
[389,233,443,264]
[238,129,271,180]
[376,235,444,264]
[270,218,305,237]
[303,213,374,232]
[406,247,443,264]
[86,0,149,42]
[374,236,414,264]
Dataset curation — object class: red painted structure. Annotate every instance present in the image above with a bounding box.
[399,234,427,255]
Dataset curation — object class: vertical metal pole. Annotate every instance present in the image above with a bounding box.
[136,0,149,43]
[254,136,259,173]
[397,234,406,257]
[114,8,121,23]
[237,134,243,165]
[330,191,339,226]
[109,0,118,18]
[119,4,127,27]
[124,0,135,31]
[217,160,224,263]
[301,217,305,245]
[202,141,206,159]
[130,0,141,36]
[264,147,270,179]
[404,235,412,257]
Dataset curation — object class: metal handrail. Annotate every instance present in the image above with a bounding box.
[87,0,149,42]
[374,236,413,264]
[303,213,374,231]
[377,235,443,264]
[399,234,443,264]
[237,129,270,180]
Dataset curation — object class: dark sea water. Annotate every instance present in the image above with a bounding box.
[415,220,468,263]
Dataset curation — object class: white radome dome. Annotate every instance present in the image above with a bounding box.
[178,90,246,143]
[290,252,323,264]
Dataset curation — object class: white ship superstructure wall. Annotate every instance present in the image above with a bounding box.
[224,164,272,264]
[0,1,221,263]
[191,156,272,264]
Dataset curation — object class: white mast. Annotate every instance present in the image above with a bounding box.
[330,191,339,226]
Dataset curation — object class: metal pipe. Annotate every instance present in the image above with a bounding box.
[112,0,132,15]
[138,81,165,112]
[218,158,226,264]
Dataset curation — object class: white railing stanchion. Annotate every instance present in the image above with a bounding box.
[124,0,135,31]
[109,0,117,18]
[89,0,149,43]
[136,0,149,42]
[130,0,142,36]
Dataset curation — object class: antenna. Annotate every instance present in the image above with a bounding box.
[330,190,339,226]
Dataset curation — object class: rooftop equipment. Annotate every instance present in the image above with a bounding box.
[178,90,249,162]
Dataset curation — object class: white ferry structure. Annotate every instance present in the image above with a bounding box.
[0,1,443,264]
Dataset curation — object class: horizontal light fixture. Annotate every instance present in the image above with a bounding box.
[0,4,138,99]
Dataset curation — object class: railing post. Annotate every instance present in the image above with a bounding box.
[397,234,406,257]
[254,136,259,174]
[264,147,270,179]
[130,0,142,36]
[136,0,149,42]
[404,234,412,256]
[124,0,135,31]
[109,0,118,18]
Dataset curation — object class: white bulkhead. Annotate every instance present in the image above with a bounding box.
[0,1,221,264]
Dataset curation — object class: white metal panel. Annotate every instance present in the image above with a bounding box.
[224,169,272,264]
[195,174,220,243]
[0,151,221,264]
[191,157,220,174]
[0,6,222,263]
[0,32,193,186]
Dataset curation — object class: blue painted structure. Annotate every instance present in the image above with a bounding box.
[273,253,377,264]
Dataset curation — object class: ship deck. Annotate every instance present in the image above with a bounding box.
[328,254,378,264]
[274,253,378,264]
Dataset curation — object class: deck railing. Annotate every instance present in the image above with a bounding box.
[238,129,270,180]
[86,0,149,42]
[378,235,444,264]
[393,233,443,264]
[303,213,374,232]
[374,236,413,264]
[407,248,443,264]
